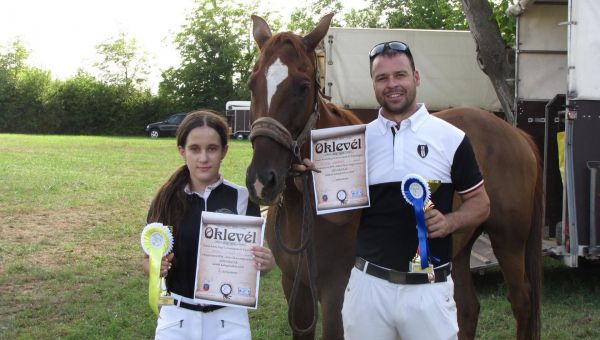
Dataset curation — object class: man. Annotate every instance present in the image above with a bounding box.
[340,41,490,339]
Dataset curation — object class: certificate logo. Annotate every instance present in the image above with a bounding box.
[202,283,210,291]
[238,287,251,296]
[337,190,347,203]
[322,194,328,202]
[220,283,232,299]
[351,189,363,197]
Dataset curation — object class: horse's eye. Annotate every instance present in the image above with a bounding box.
[299,81,310,95]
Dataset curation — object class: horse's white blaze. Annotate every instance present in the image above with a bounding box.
[253,178,265,199]
[266,57,288,111]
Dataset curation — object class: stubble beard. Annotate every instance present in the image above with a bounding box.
[381,93,416,118]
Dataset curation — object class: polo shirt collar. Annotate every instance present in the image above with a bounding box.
[374,104,430,134]
[184,174,224,197]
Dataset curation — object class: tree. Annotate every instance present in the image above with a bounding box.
[344,7,384,28]
[348,0,517,122]
[460,0,515,124]
[0,38,160,135]
[0,40,54,133]
[94,32,151,92]
[0,40,29,122]
[287,0,383,31]
[373,0,468,30]
[158,0,260,113]
[0,42,21,131]
[0,39,29,76]
[288,0,344,33]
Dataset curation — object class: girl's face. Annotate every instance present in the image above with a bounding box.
[179,125,228,193]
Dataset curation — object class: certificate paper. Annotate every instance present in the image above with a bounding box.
[311,124,370,214]
[193,211,265,309]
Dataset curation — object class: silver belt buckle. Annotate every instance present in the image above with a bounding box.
[427,270,435,283]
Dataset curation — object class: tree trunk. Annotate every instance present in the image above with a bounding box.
[461,0,516,125]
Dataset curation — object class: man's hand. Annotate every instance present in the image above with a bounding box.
[425,208,455,238]
[291,158,320,192]
[291,158,320,174]
[425,185,490,239]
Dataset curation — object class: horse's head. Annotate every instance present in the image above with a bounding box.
[246,14,333,205]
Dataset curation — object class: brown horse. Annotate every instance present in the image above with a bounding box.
[245,14,542,340]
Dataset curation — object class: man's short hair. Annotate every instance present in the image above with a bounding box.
[369,41,415,75]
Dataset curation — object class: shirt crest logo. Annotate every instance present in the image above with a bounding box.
[417,144,429,158]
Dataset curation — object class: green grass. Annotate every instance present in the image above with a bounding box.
[0,134,289,339]
[1,134,599,339]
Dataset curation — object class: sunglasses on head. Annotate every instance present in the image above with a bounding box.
[369,41,411,60]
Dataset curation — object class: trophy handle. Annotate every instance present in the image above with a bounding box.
[427,179,441,194]
[158,277,174,305]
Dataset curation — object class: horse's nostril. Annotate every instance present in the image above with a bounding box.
[266,170,277,187]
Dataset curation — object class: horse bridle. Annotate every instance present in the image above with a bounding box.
[248,97,319,163]
[247,65,321,255]
[247,55,321,336]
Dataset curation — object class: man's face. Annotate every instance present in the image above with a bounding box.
[371,53,420,119]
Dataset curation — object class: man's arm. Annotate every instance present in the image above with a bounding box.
[425,185,490,239]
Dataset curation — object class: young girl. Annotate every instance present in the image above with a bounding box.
[143,110,274,340]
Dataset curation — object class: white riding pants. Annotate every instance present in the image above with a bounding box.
[342,266,458,340]
[155,302,250,340]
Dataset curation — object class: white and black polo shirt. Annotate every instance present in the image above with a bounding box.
[165,176,260,298]
[358,104,483,271]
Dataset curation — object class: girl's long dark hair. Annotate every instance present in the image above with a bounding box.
[147,110,229,237]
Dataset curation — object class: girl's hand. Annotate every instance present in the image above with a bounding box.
[251,245,275,274]
[160,253,175,277]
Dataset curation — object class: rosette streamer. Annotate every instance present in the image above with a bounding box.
[141,223,174,315]
[401,174,432,269]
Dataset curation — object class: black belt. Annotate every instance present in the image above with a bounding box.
[355,257,451,284]
[173,299,225,313]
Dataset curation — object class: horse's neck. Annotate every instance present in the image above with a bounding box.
[315,98,338,129]
[316,98,361,128]
[285,176,308,203]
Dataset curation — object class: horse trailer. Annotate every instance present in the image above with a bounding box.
[318,0,600,270]
[510,0,600,267]
[319,26,502,123]
[318,26,509,272]
[225,100,251,140]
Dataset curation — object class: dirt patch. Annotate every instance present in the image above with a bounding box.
[0,205,146,319]
[2,207,111,239]
[0,207,117,273]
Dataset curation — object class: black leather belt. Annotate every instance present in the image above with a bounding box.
[174,299,225,313]
[355,257,451,284]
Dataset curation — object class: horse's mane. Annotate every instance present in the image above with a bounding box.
[322,102,361,123]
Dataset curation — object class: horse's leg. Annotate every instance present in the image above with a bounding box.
[453,231,481,340]
[314,218,357,340]
[488,224,532,340]
[317,270,348,340]
[281,271,317,340]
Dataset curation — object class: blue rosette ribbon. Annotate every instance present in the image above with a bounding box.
[401,174,432,270]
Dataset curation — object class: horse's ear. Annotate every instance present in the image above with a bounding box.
[302,13,334,52]
[252,15,272,50]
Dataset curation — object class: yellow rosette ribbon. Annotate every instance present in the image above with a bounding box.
[141,222,174,315]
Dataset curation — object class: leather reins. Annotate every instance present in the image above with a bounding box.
[248,66,322,335]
